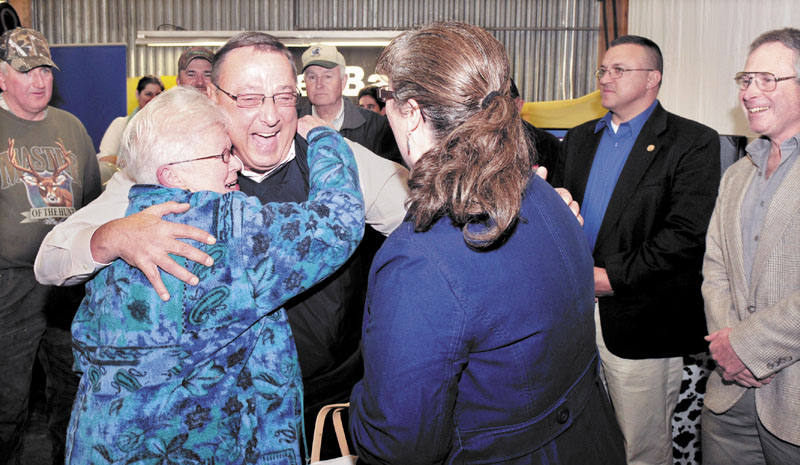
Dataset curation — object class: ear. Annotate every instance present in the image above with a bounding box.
[206,83,217,102]
[156,165,186,189]
[404,98,425,134]
[646,70,662,89]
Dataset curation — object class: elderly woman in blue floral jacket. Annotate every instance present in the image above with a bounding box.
[65,87,364,464]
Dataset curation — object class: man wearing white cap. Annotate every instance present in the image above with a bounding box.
[299,44,402,165]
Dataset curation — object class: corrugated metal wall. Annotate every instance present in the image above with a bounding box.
[31,0,599,101]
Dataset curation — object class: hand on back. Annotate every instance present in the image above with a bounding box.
[90,201,216,301]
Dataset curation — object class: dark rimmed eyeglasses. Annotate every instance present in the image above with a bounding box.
[595,66,655,79]
[214,83,299,108]
[166,146,233,166]
[733,72,797,92]
[376,87,395,103]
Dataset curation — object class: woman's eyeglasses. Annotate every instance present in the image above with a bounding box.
[166,146,233,166]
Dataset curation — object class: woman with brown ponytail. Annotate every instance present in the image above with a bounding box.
[348,22,625,464]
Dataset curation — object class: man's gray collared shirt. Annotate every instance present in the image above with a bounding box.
[740,133,800,284]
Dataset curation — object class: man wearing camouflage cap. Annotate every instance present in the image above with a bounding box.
[176,46,213,92]
[0,27,101,463]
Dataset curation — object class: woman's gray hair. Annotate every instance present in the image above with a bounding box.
[119,86,230,184]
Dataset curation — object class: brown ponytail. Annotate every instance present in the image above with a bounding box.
[377,22,533,248]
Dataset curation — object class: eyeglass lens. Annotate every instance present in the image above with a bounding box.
[736,73,770,91]
[596,67,622,79]
[235,93,298,108]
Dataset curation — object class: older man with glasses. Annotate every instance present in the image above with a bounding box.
[552,35,721,465]
[702,27,800,465]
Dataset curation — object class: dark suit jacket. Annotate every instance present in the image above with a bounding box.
[552,102,720,359]
[522,120,561,182]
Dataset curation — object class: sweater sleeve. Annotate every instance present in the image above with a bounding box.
[232,126,365,310]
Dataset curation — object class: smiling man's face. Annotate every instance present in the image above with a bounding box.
[740,41,800,145]
[210,47,298,173]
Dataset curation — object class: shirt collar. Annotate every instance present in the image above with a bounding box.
[594,99,659,136]
[239,140,297,183]
[746,131,800,171]
[311,97,345,131]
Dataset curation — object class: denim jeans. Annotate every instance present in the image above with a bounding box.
[0,268,82,464]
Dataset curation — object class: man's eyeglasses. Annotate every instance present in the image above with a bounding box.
[166,146,233,166]
[214,83,299,108]
[377,87,395,103]
[734,72,797,92]
[595,66,655,80]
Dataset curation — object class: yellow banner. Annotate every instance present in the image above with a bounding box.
[521,90,606,130]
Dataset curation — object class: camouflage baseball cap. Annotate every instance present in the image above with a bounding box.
[177,47,213,71]
[0,27,59,72]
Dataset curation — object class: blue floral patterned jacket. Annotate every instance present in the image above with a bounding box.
[66,127,364,465]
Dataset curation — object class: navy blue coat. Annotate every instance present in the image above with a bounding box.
[349,175,624,464]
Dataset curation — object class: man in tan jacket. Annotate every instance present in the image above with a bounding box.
[702,27,800,464]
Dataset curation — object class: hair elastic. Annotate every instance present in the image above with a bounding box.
[480,90,501,109]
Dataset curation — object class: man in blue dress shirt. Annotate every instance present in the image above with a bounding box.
[553,35,720,465]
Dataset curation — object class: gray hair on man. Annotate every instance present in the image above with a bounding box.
[211,31,296,85]
[119,86,230,184]
[749,27,800,83]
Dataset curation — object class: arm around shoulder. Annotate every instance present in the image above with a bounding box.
[97,116,127,162]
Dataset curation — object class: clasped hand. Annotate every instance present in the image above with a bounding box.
[706,328,775,388]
